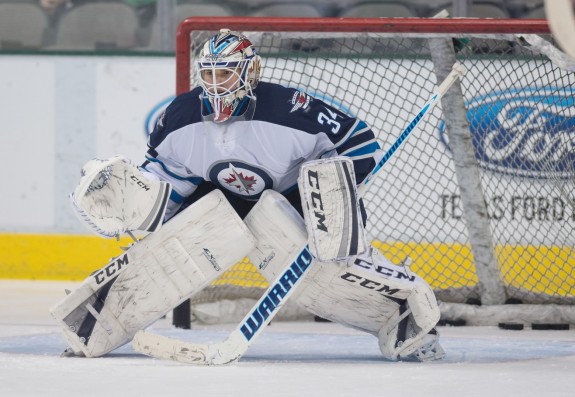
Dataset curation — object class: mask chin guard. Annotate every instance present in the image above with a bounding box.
[200,94,257,123]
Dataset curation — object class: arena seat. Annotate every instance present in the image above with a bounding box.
[248,2,324,17]
[54,2,139,50]
[144,4,234,51]
[523,4,545,19]
[407,0,510,18]
[338,2,417,18]
[468,2,510,18]
[0,2,48,49]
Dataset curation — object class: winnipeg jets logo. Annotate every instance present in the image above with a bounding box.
[290,91,311,113]
[223,165,257,193]
[86,165,112,192]
[208,160,275,200]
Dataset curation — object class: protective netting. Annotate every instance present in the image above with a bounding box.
[183,27,575,316]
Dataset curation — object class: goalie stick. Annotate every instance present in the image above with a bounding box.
[131,62,466,365]
[360,62,466,194]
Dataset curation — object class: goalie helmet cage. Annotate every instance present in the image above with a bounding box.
[173,17,575,327]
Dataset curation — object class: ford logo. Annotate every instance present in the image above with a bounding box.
[439,87,575,179]
[144,96,175,137]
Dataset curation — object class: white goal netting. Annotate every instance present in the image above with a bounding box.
[175,18,575,326]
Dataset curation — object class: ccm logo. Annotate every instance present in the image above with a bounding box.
[354,258,416,282]
[307,170,328,232]
[341,272,401,296]
[130,175,150,191]
[93,254,129,285]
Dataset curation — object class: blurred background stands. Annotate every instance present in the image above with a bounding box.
[0,0,546,52]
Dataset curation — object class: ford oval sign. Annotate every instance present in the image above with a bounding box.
[145,96,175,137]
[440,87,575,179]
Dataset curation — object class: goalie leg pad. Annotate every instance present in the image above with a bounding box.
[241,190,443,361]
[298,157,367,262]
[50,190,257,357]
[295,247,442,361]
[185,190,311,325]
[244,190,308,282]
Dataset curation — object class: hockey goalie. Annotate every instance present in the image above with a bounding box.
[50,29,445,363]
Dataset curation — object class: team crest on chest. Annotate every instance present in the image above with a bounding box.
[208,160,274,199]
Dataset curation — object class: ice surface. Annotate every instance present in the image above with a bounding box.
[1,280,575,397]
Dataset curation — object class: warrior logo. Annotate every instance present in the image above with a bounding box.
[208,160,274,200]
[240,246,312,341]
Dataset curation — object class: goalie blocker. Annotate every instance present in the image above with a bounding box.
[299,157,368,262]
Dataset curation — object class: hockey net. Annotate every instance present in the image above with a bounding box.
[175,17,575,326]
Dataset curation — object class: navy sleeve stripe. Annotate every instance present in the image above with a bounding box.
[170,189,186,204]
[347,151,382,161]
[352,121,370,136]
[334,120,372,149]
[334,119,361,149]
[337,130,377,153]
[145,156,203,184]
[339,140,380,157]
[148,88,203,148]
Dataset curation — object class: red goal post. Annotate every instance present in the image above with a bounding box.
[175,17,550,95]
[174,17,575,327]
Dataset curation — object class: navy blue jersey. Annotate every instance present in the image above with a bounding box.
[144,82,382,218]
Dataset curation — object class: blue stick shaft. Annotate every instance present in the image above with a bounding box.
[359,63,466,194]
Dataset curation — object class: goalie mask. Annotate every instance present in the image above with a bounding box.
[197,29,261,123]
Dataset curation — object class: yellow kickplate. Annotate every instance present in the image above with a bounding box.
[1,234,574,298]
[0,233,131,280]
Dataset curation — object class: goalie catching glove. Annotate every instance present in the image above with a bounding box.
[70,155,171,238]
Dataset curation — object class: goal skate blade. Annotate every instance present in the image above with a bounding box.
[132,331,241,366]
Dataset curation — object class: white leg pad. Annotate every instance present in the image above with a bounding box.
[244,190,308,282]
[50,190,256,357]
[295,254,405,335]
[297,247,441,361]
[242,191,442,361]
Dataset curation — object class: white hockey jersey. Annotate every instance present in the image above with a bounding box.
[144,82,382,218]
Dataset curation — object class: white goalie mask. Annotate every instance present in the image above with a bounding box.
[197,29,261,123]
